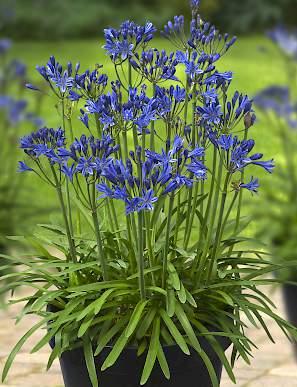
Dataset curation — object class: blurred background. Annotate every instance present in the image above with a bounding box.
[1,0,297,385]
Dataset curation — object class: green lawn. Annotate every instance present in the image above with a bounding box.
[10,36,285,233]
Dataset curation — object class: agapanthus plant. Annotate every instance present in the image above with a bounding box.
[2,3,296,387]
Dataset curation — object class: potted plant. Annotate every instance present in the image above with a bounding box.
[1,1,296,386]
[254,25,297,355]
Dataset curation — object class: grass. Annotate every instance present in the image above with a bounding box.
[9,36,286,234]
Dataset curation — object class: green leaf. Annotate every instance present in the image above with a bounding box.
[168,262,180,291]
[76,288,115,322]
[125,300,148,338]
[175,302,201,352]
[83,336,98,387]
[38,223,66,236]
[191,319,236,383]
[140,316,160,385]
[157,344,170,380]
[177,282,187,304]
[166,288,176,317]
[95,315,130,356]
[101,330,130,371]
[159,309,190,355]
[198,348,219,387]
[136,307,157,340]
[185,288,197,308]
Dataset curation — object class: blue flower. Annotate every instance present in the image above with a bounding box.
[68,90,81,102]
[126,197,142,214]
[75,68,108,99]
[240,177,259,194]
[79,110,89,129]
[218,134,234,150]
[61,163,76,181]
[249,159,275,174]
[230,138,275,174]
[197,102,223,125]
[163,175,193,194]
[76,157,97,177]
[190,0,200,8]
[186,159,207,179]
[139,189,158,211]
[205,71,233,87]
[96,183,114,198]
[25,83,40,91]
[18,161,33,173]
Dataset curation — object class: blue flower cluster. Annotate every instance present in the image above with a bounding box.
[0,96,42,127]
[254,86,297,129]
[130,49,179,83]
[85,85,157,133]
[35,56,80,97]
[97,135,206,214]
[20,127,66,168]
[104,21,156,62]
[268,26,297,59]
[212,134,274,176]
[162,11,236,56]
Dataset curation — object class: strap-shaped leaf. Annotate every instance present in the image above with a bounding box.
[101,329,130,371]
[157,344,170,380]
[159,309,190,355]
[83,336,98,387]
[136,307,157,340]
[95,315,130,356]
[166,287,176,317]
[177,282,187,304]
[191,319,236,383]
[125,300,149,338]
[175,302,201,352]
[168,262,180,291]
[140,316,160,385]
[76,288,115,322]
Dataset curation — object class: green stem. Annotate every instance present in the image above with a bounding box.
[234,128,248,232]
[221,191,239,236]
[145,211,156,286]
[52,167,77,263]
[162,195,175,288]
[150,83,156,151]
[195,154,224,286]
[206,172,231,283]
[191,148,217,278]
[173,80,191,247]
[138,212,146,300]
[91,183,108,281]
[183,84,197,246]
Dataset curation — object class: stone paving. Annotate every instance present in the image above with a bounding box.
[0,288,296,386]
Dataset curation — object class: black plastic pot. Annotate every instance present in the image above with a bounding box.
[49,333,231,387]
[283,283,297,357]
